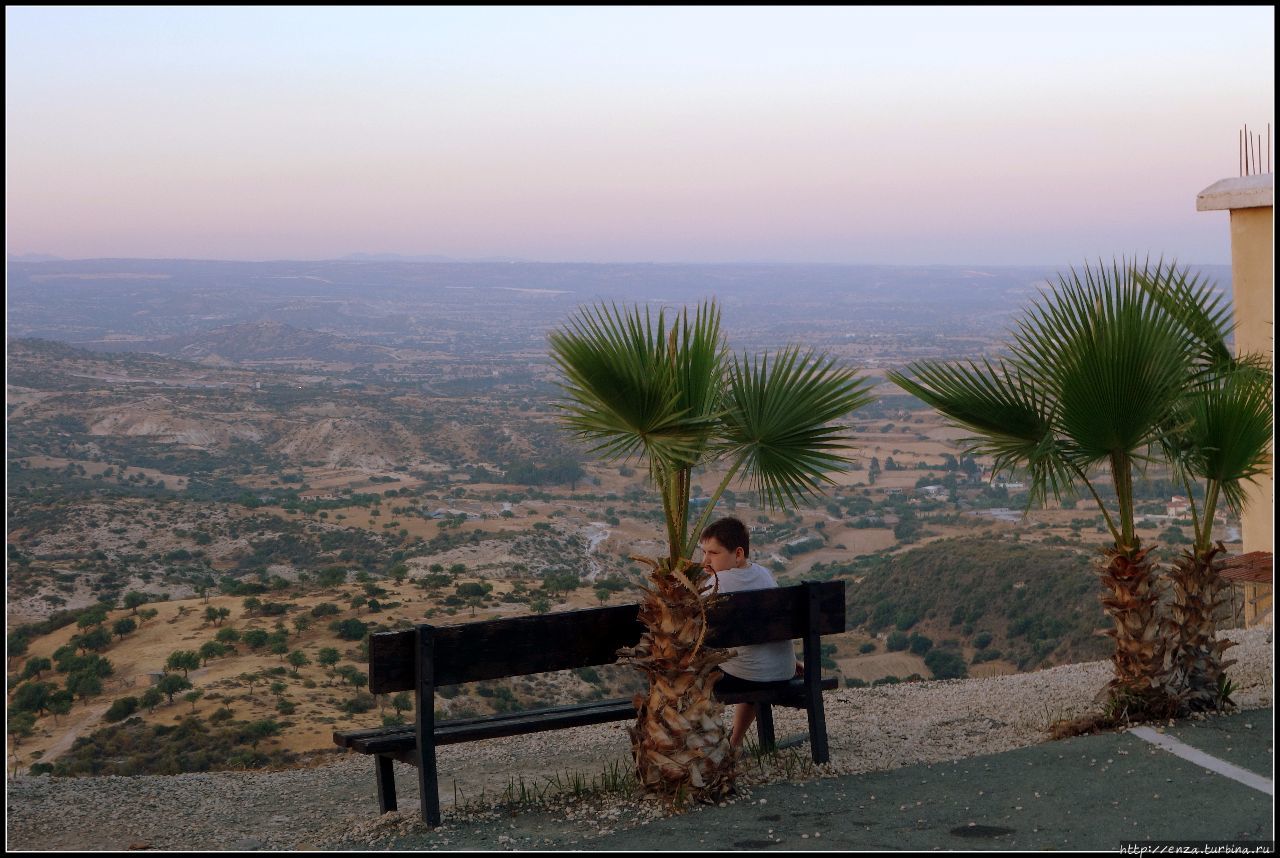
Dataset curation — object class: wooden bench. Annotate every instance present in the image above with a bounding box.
[333,579,845,825]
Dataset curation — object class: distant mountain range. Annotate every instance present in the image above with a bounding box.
[339,253,532,263]
[7,253,65,262]
[6,258,1235,358]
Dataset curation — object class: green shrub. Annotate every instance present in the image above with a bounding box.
[924,649,968,680]
[343,692,376,714]
[886,631,909,652]
[104,696,139,723]
[330,618,369,641]
[894,606,921,631]
[908,633,933,656]
[49,715,296,776]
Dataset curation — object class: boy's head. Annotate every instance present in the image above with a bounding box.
[699,516,750,573]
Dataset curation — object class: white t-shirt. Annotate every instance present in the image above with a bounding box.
[708,562,798,682]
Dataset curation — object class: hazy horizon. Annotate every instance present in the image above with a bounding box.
[4,252,1242,268]
[6,7,1274,266]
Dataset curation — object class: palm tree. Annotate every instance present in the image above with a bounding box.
[887,260,1197,722]
[1138,267,1273,712]
[549,300,872,805]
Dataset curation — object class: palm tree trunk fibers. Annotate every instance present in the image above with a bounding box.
[1164,544,1237,712]
[617,557,737,808]
[1097,543,1180,720]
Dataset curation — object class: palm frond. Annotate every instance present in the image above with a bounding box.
[886,358,1076,507]
[1172,367,1274,517]
[671,301,727,463]
[1010,260,1193,469]
[1133,259,1236,379]
[720,348,874,509]
[548,302,720,471]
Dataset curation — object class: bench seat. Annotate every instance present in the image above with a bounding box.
[333,675,838,756]
[335,696,637,754]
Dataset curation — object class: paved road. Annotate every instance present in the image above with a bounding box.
[592,710,1273,851]
[347,709,1274,851]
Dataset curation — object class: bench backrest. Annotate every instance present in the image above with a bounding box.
[369,580,844,694]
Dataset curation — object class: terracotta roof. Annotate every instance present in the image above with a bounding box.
[1219,551,1273,584]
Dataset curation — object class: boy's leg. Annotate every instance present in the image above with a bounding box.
[730,702,756,749]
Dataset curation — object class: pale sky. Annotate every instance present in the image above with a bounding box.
[4,6,1274,265]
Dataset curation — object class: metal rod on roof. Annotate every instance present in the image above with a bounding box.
[1240,128,1244,176]
[1259,133,1264,175]
[1268,123,1272,174]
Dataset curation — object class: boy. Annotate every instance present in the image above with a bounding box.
[698,516,801,751]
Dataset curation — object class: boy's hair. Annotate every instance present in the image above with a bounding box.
[700,516,750,558]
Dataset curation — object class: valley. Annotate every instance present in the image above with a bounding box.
[6,259,1243,776]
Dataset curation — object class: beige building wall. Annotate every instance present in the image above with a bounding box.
[1243,582,1272,627]
[1230,206,1273,558]
[1197,175,1274,559]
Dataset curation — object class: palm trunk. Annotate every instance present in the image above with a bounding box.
[1097,541,1178,720]
[1164,543,1237,712]
[617,556,736,807]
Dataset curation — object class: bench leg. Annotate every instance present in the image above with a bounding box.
[418,743,441,827]
[755,703,776,753]
[804,694,830,764]
[376,754,397,813]
[803,582,831,765]
[417,627,442,827]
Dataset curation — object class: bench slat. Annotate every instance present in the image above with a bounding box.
[336,697,637,754]
[333,724,414,749]
[336,675,840,753]
[717,676,838,705]
[369,581,845,693]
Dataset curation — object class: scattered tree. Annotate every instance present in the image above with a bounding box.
[317,648,340,677]
[157,673,193,703]
[20,657,52,681]
[140,686,163,713]
[165,650,201,677]
[199,641,228,666]
[242,629,270,650]
[287,650,311,676]
[11,681,54,716]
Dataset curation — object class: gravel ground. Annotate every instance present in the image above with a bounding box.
[6,627,1271,851]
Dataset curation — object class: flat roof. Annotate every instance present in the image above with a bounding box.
[1196,174,1273,211]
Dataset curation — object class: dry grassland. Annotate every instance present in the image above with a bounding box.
[11,581,623,766]
[16,456,191,491]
